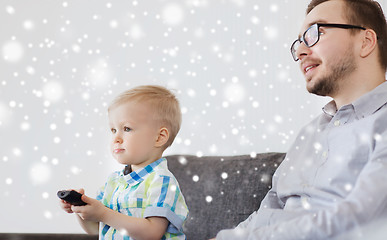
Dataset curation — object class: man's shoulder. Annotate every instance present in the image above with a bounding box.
[370,105,387,131]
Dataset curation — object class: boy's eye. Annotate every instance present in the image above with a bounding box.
[111,128,116,133]
[124,127,131,132]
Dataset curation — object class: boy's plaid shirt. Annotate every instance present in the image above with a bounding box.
[96,158,189,240]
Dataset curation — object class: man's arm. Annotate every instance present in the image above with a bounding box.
[216,137,387,240]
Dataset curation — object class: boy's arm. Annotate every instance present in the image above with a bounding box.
[58,189,99,235]
[75,213,99,235]
[101,208,169,240]
[72,194,169,240]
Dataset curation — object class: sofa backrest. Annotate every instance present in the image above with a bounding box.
[166,152,286,240]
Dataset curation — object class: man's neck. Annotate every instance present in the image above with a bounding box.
[332,70,386,110]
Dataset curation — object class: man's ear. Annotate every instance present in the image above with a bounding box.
[360,29,378,58]
[155,127,169,148]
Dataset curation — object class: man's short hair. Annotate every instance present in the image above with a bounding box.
[108,85,182,148]
[307,0,387,71]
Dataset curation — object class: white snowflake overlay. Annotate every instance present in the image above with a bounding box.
[1,0,386,234]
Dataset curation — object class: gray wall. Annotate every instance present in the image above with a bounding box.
[1,0,386,234]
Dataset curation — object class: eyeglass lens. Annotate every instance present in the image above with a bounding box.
[304,24,318,46]
[291,24,319,61]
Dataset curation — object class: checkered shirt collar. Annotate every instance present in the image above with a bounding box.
[122,158,165,185]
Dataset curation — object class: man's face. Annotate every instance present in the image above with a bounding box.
[296,0,357,97]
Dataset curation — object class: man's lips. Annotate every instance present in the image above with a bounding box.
[303,63,320,74]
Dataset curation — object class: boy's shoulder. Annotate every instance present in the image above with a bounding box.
[145,160,179,183]
[154,159,178,177]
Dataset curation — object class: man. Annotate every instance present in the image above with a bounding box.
[212,0,387,239]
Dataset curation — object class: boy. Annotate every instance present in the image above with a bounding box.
[59,85,189,240]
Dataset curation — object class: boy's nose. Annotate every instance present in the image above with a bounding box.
[114,135,123,144]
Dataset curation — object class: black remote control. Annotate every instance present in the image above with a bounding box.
[57,190,87,206]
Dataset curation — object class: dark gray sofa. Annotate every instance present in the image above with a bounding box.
[0,152,285,240]
[168,152,286,239]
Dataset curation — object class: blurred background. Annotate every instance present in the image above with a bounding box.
[1,0,386,234]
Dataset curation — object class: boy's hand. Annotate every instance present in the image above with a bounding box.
[59,199,74,213]
[71,193,106,222]
[59,188,85,213]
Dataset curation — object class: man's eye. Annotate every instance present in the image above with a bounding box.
[111,128,116,133]
[124,127,131,132]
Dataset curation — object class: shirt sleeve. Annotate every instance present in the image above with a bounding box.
[96,171,119,204]
[96,185,105,202]
[143,173,189,234]
[216,132,387,240]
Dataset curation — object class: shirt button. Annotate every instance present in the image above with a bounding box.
[334,120,340,126]
[301,196,311,210]
[322,151,328,158]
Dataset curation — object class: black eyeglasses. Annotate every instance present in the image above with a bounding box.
[290,23,366,61]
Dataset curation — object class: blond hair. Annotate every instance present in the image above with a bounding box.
[108,85,182,148]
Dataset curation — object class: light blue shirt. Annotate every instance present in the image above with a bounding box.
[217,81,387,239]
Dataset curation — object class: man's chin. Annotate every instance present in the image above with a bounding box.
[306,79,316,93]
[306,85,330,97]
[306,81,329,97]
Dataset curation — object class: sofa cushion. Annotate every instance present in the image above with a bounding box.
[167,152,286,240]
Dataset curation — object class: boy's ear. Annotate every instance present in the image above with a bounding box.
[155,127,169,148]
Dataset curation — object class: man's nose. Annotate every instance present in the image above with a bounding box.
[296,42,311,61]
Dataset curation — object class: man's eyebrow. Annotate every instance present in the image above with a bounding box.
[298,19,329,38]
[313,19,329,24]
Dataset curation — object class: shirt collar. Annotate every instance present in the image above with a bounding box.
[122,158,166,185]
[352,81,387,119]
[322,100,337,117]
[322,81,387,118]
